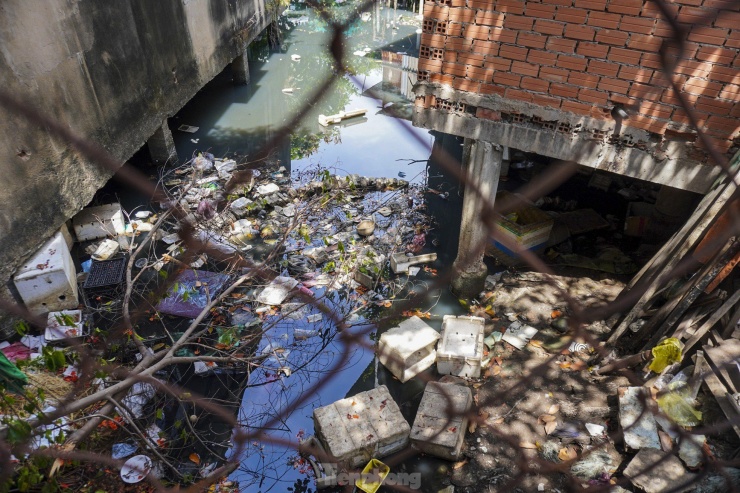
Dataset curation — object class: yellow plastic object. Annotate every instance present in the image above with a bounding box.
[657,387,702,427]
[355,459,390,493]
[649,338,683,373]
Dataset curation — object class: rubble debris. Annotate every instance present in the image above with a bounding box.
[313,385,410,468]
[410,382,472,460]
[256,276,299,305]
[390,252,437,274]
[437,316,484,378]
[623,448,695,493]
[618,387,661,451]
[501,321,538,350]
[378,316,440,383]
[156,270,231,318]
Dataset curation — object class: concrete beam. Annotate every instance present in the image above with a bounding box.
[147,119,178,164]
[451,139,502,298]
[232,44,250,85]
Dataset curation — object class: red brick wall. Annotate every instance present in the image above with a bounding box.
[417,0,740,153]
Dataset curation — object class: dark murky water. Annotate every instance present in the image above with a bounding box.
[165,5,470,492]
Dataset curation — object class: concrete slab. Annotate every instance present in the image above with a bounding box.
[618,386,661,451]
[313,385,410,468]
[623,448,696,493]
[411,382,472,460]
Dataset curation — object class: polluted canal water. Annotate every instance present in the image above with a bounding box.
[163,4,470,493]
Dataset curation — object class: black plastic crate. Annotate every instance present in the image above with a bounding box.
[83,257,127,290]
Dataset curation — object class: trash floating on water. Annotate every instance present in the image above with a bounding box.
[282,88,294,94]
[120,455,153,484]
[318,109,368,127]
[177,124,199,133]
[291,54,301,61]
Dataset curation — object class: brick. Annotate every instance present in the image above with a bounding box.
[543,0,573,5]
[639,101,674,119]
[429,73,454,86]
[620,16,656,34]
[574,0,607,9]
[727,31,740,49]
[493,72,522,87]
[452,78,482,92]
[629,82,663,98]
[639,52,662,70]
[534,19,565,35]
[557,54,588,70]
[505,88,534,102]
[418,59,443,71]
[695,96,735,115]
[476,107,502,120]
[442,62,467,77]
[715,11,740,29]
[708,66,739,84]
[546,37,577,53]
[677,6,717,26]
[683,77,723,97]
[495,0,525,15]
[527,50,558,65]
[467,66,495,81]
[499,45,529,61]
[526,3,557,18]
[471,40,500,55]
[465,25,491,40]
[511,60,540,76]
[595,29,629,46]
[550,82,580,98]
[426,4,450,20]
[570,72,599,88]
[606,0,643,16]
[561,100,593,116]
[720,84,740,101]
[608,47,642,64]
[702,0,739,8]
[587,59,620,77]
[448,8,476,23]
[447,23,463,36]
[421,34,447,48]
[532,93,562,107]
[579,88,608,104]
[443,50,459,63]
[576,42,609,58]
[505,14,534,30]
[688,26,730,44]
[481,84,507,96]
[474,11,504,26]
[618,65,654,83]
[540,66,570,82]
[486,56,513,70]
[661,88,698,106]
[490,28,518,44]
[598,77,631,94]
[521,76,551,92]
[555,8,589,23]
[653,20,675,38]
[564,24,596,41]
[705,115,739,134]
[609,93,638,105]
[517,32,547,49]
[671,107,708,126]
[697,137,734,153]
[450,0,466,7]
[457,52,485,66]
[696,46,737,64]
[587,11,621,29]
[627,34,663,51]
[642,1,679,18]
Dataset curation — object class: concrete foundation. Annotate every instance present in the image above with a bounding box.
[450,139,502,298]
[147,120,178,164]
[232,44,250,85]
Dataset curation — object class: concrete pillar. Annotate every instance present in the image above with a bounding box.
[648,185,700,242]
[232,47,250,85]
[147,119,177,164]
[451,139,502,298]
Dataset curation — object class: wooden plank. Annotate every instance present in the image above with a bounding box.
[684,289,740,353]
[721,302,740,339]
[701,361,740,440]
[703,339,740,395]
[607,169,739,345]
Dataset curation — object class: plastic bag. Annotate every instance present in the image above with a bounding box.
[649,337,683,373]
[657,384,702,427]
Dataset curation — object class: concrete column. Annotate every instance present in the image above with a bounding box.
[451,139,503,298]
[147,119,177,164]
[232,46,250,85]
[648,185,700,242]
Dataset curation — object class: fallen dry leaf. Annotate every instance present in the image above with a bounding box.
[528,339,543,348]
[479,410,490,421]
[547,404,560,415]
[453,459,468,470]
[551,310,563,319]
[493,417,505,424]
[539,414,556,423]
[189,453,200,465]
[544,420,558,435]
[468,421,477,433]
[558,446,578,461]
[520,441,538,449]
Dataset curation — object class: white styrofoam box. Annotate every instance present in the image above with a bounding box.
[72,203,126,241]
[411,382,472,460]
[58,223,74,250]
[437,315,485,378]
[378,316,440,383]
[91,238,120,261]
[45,310,84,341]
[313,385,410,468]
[14,232,78,315]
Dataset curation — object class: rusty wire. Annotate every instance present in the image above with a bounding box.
[1,0,740,491]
